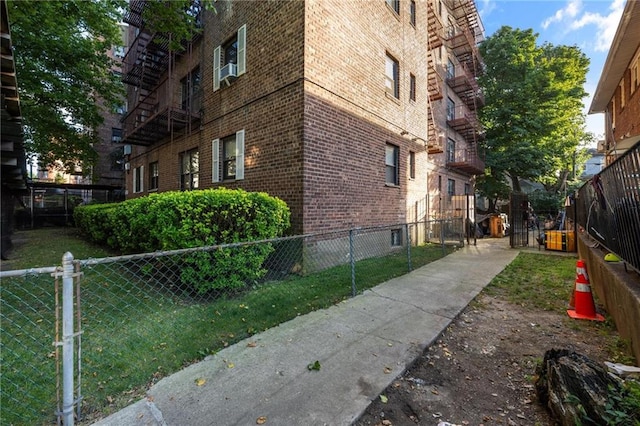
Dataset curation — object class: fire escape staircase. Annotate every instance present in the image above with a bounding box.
[120,0,203,146]
[427,0,444,154]
[440,0,485,175]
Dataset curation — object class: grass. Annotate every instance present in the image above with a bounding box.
[1,227,455,425]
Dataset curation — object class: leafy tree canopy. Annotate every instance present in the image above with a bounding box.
[9,0,214,176]
[9,0,127,174]
[478,26,591,199]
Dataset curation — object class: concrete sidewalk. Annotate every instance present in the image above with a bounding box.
[93,238,517,426]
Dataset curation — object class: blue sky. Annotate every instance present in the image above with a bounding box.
[477,0,626,141]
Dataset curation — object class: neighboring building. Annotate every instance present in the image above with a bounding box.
[121,0,484,234]
[589,0,640,165]
[580,148,605,180]
[92,23,129,196]
[425,0,484,218]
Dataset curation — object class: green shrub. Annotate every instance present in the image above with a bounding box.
[74,189,290,293]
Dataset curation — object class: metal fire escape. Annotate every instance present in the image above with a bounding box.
[121,0,203,146]
[426,0,445,154]
[443,0,485,175]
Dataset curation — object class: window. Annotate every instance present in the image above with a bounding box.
[391,229,403,246]
[212,130,245,182]
[149,161,159,191]
[619,80,625,109]
[408,151,415,179]
[133,165,144,193]
[464,183,471,195]
[438,0,442,16]
[447,58,455,80]
[632,62,638,94]
[438,175,442,192]
[446,138,455,162]
[409,73,416,101]
[385,54,399,99]
[447,178,455,196]
[410,0,416,26]
[181,66,201,111]
[110,147,124,171]
[446,97,455,121]
[385,143,399,186]
[213,25,246,91]
[180,149,199,190]
[111,128,123,143]
[386,0,400,14]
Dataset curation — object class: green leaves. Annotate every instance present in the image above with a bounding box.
[478,26,591,196]
[9,0,127,173]
[307,360,321,371]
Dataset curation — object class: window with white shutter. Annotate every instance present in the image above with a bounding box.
[213,25,247,92]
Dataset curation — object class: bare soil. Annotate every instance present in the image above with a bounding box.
[354,292,617,426]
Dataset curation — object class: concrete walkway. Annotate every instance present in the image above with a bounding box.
[93,237,517,426]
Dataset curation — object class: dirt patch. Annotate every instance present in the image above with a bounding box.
[354,294,616,426]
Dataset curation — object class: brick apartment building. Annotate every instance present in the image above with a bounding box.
[120,0,484,234]
[589,0,640,165]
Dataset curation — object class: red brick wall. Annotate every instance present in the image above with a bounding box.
[126,0,436,234]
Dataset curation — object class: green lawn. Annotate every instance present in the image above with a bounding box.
[1,227,455,425]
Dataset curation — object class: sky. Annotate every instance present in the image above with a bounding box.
[477,0,627,143]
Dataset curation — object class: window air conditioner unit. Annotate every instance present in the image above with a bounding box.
[219,63,237,85]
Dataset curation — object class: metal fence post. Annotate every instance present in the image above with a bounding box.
[349,229,356,297]
[406,223,412,272]
[62,252,75,426]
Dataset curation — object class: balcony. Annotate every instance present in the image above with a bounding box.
[446,145,485,175]
[121,77,202,146]
[446,105,478,131]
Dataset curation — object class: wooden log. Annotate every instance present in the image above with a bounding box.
[535,349,621,426]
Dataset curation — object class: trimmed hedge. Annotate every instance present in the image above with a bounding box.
[74,189,290,293]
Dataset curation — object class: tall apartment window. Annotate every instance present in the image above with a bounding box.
[409,151,416,179]
[181,66,201,111]
[212,130,245,182]
[446,138,455,163]
[180,149,199,190]
[619,80,626,109]
[110,147,124,171]
[447,178,455,196]
[632,62,638,94]
[410,0,416,26]
[446,97,455,121]
[438,0,443,16]
[149,161,159,191]
[385,143,400,186]
[464,183,471,195]
[447,58,455,80]
[386,0,400,14]
[111,128,123,143]
[438,175,442,192]
[409,73,416,101]
[385,54,400,99]
[213,25,247,91]
[133,165,144,193]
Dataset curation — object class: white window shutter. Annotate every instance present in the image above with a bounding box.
[213,45,221,91]
[237,24,246,76]
[212,139,220,182]
[235,130,245,180]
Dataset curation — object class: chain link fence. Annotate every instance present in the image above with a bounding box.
[1,219,464,425]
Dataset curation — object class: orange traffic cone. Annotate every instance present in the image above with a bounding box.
[568,259,588,309]
[567,260,604,321]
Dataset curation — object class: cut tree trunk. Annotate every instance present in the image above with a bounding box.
[535,349,621,426]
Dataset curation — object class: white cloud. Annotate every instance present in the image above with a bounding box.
[541,0,582,30]
[542,0,625,52]
[478,0,497,19]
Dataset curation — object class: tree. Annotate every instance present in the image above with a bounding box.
[9,0,214,176]
[477,27,590,202]
[9,0,126,174]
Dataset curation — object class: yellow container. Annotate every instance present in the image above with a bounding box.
[490,215,505,238]
[545,230,575,252]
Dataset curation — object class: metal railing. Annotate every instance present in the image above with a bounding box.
[0,219,464,425]
[576,141,640,273]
